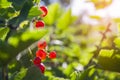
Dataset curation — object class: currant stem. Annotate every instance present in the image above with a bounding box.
[28,48,34,60]
[84,22,112,69]
[2,65,8,80]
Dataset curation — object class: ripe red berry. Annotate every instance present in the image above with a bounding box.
[33,57,41,65]
[35,20,45,28]
[40,6,48,17]
[38,41,47,49]
[36,49,47,60]
[38,63,45,73]
[49,51,56,59]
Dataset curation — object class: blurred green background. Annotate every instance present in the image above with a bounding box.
[1,0,120,80]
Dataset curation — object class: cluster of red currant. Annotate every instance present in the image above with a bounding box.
[33,5,56,74]
[33,40,57,73]
[35,6,48,28]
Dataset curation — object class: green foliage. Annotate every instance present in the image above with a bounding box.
[8,0,33,27]
[43,3,61,25]
[10,66,46,80]
[28,6,42,19]
[114,37,120,48]
[0,29,48,66]
[56,9,71,30]
[22,66,46,80]
[11,68,27,80]
[70,66,97,80]
[1,0,120,80]
[0,0,11,8]
[0,27,9,40]
[98,49,120,72]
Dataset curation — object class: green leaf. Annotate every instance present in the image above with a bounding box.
[0,0,11,8]
[0,27,9,40]
[64,64,73,76]
[43,3,60,25]
[33,0,41,4]
[0,29,48,66]
[70,71,78,80]
[18,51,32,68]
[22,65,46,80]
[70,66,96,80]
[27,6,42,19]
[113,18,120,23]
[0,40,14,66]
[114,37,120,48]
[14,68,27,80]
[8,28,48,49]
[56,9,71,30]
[8,0,33,28]
[17,0,33,24]
[0,8,8,18]
[78,68,93,80]
[89,15,101,20]
[0,7,15,19]
[98,49,120,72]
[10,66,46,80]
[8,0,25,6]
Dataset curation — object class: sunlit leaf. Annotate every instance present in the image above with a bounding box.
[98,49,120,72]
[70,71,78,80]
[89,15,101,20]
[89,0,112,9]
[33,0,40,4]
[0,0,11,8]
[0,27,9,40]
[113,18,120,23]
[114,37,120,48]
[56,9,71,30]
[70,66,95,80]
[28,6,42,19]
[14,68,27,80]
[43,3,60,25]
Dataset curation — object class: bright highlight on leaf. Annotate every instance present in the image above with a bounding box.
[114,37,120,48]
[0,27,9,40]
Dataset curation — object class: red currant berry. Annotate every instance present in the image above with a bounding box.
[36,49,47,60]
[40,6,48,17]
[49,51,56,59]
[38,41,47,49]
[38,63,45,73]
[35,20,45,28]
[33,57,41,65]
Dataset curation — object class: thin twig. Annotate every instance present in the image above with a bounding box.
[2,65,8,80]
[84,22,112,69]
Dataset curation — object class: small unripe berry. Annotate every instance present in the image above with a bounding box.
[33,57,41,65]
[36,49,47,60]
[40,6,48,17]
[49,51,56,59]
[38,41,47,49]
[35,20,45,28]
